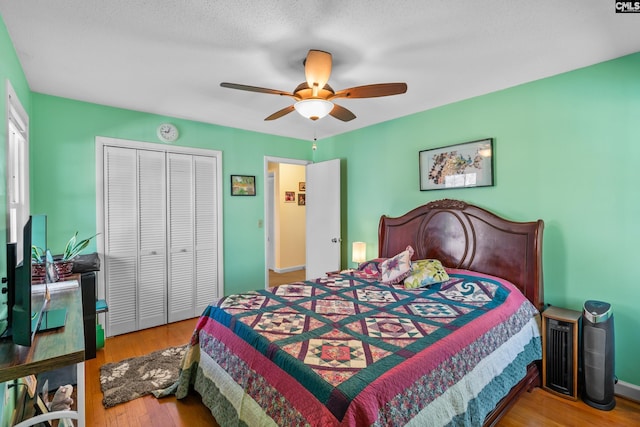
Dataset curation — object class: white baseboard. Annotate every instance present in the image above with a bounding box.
[272,265,305,274]
[615,380,640,403]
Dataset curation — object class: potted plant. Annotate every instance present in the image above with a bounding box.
[31,245,46,284]
[54,232,99,279]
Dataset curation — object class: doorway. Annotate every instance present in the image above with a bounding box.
[264,157,310,288]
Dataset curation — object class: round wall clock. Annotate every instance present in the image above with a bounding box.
[157,123,179,142]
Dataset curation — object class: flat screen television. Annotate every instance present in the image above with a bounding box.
[1,216,48,346]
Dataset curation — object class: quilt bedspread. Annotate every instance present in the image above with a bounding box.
[175,269,541,426]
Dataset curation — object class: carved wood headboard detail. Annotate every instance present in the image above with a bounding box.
[378,199,544,310]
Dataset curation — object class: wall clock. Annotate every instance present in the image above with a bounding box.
[157,123,179,143]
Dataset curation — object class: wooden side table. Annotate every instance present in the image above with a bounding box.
[0,285,85,426]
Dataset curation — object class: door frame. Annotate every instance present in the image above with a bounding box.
[263,156,311,289]
[96,136,224,336]
[266,172,275,271]
[5,81,30,251]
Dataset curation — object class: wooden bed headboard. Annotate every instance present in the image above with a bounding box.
[378,199,544,311]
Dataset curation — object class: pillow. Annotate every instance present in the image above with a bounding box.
[357,258,386,276]
[380,246,414,284]
[404,259,450,289]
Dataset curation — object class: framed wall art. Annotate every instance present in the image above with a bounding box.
[298,193,306,205]
[285,191,296,202]
[23,375,37,397]
[419,138,494,191]
[230,175,256,196]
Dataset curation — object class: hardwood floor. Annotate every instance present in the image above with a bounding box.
[85,318,219,427]
[86,319,640,426]
[498,387,640,426]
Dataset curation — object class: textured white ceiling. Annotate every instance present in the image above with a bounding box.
[1,1,639,141]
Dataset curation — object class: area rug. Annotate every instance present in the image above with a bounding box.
[100,345,186,408]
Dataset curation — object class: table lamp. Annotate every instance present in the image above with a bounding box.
[352,241,367,269]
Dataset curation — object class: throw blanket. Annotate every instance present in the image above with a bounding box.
[174,269,541,426]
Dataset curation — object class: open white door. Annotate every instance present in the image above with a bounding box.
[305,159,341,279]
[267,174,275,270]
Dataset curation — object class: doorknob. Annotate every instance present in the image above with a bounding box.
[331,238,342,243]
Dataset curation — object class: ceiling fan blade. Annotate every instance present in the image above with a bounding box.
[304,50,332,96]
[330,83,408,99]
[221,82,296,98]
[264,105,295,121]
[330,104,356,122]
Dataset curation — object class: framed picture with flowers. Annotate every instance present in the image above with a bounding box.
[419,138,493,191]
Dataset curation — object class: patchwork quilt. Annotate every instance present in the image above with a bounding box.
[175,269,541,426]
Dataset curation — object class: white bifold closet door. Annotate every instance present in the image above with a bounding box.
[167,153,219,322]
[192,155,219,316]
[104,146,139,336]
[138,150,168,330]
[167,153,193,323]
[104,146,218,335]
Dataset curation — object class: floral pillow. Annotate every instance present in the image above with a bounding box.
[357,258,387,276]
[404,259,450,289]
[380,246,415,284]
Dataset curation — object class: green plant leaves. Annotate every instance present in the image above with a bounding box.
[32,245,44,263]
[62,231,99,261]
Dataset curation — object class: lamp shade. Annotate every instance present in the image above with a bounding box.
[294,99,333,121]
[352,241,367,264]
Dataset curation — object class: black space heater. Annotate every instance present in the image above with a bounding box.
[582,300,616,410]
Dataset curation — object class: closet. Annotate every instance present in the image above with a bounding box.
[98,138,223,336]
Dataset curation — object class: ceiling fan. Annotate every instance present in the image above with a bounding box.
[220,49,408,122]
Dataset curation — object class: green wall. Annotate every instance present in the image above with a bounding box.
[0,15,32,426]
[29,93,313,296]
[0,15,31,322]
[317,52,640,386]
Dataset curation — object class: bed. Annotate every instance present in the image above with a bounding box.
[172,199,544,426]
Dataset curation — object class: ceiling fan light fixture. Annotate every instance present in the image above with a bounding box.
[294,99,333,121]
[222,50,406,123]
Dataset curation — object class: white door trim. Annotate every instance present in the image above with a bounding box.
[5,80,30,249]
[267,172,275,271]
[96,136,224,335]
[263,156,311,289]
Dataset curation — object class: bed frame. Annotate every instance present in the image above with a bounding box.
[378,199,544,426]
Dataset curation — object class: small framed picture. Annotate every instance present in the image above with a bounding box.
[298,193,306,205]
[299,182,306,192]
[230,175,256,196]
[23,375,37,398]
[285,191,295,202]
